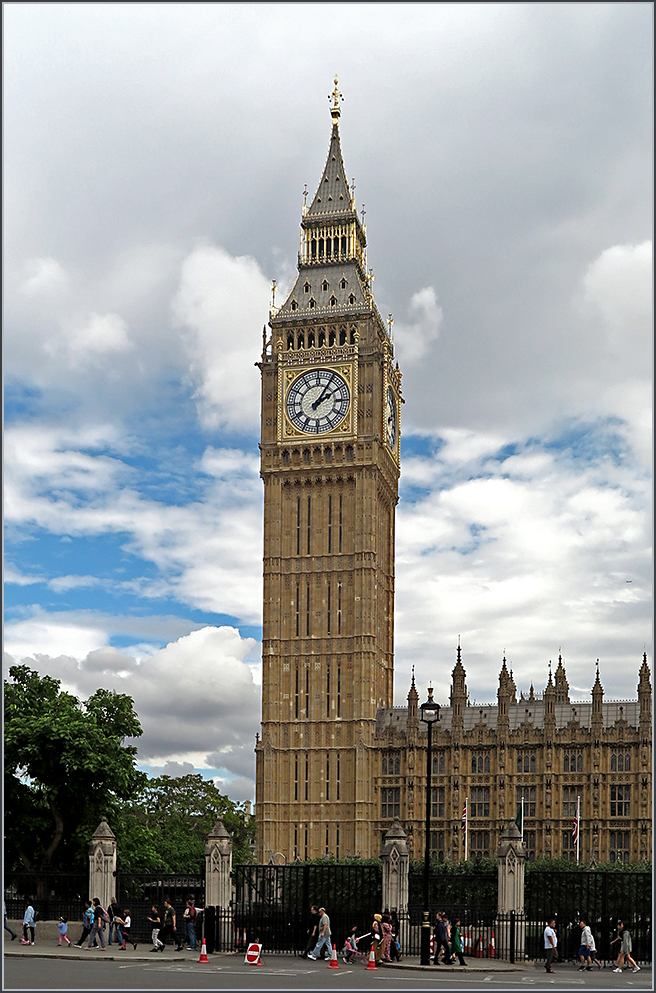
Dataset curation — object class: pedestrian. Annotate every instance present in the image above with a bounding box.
[4,900,17,941]
[57,917,71,947]
[302,905,320,958]
[107,895,123,946]
[307,906,331,960]
[183,899,197,950]
[389,911,401,962]
[21,900,36,945]
[381,912,393,962]
[85,898,107,950]
[120,909,137,950]
[371,913,384,964]
[543,918,557,973]
[74,901,94,947]
[451,918,466,967]
[161,898,183,951]
[612,922,640,973]
[577,920,601,970]
[147,905,164,952]
[433,911,450,965]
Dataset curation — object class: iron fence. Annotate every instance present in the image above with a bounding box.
[525,870,652,964]
[4,871,88,923]
[231,863,382,954]
[114,871,204,944]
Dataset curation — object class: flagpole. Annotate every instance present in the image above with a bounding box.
[521,796,524,842]
[576,795,580,863]
[465,798,468,861]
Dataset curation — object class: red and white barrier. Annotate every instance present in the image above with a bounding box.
[245,942,263,966]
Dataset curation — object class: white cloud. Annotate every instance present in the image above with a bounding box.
[395,428,652,705]
[393,287,443,366]
[583,241,652,350]
[19,256,69,296]
[5,626,260,789]
[173,245,270,432]
[4,424,263,623]
[62,311,133,357]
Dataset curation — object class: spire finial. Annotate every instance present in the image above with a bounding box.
[329,75,342,124]
[456,637,462,665]
[411,665,415,687]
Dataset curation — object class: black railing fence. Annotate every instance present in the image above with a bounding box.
[114,871,204,944]
[4,872,88,923]
[231,863,382,954]
[525,870,652,964]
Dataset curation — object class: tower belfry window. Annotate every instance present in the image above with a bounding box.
[309,299,316,309]
[330,296,337,307]
[341,278,347,289]
[322,280,329,291]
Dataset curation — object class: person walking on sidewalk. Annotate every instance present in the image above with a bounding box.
[433,912,450,965]
[74,902,94,947]
[57,917,71,946]
[612,922,640,974]
[107,896,123,947]
[119,909,137,950]
[183,900,197,950]
[85,898,107,950]
[308,907,331,960]
[21,901,36,945]
[302,905,320,958]
[148,905,164,952]
[451,918,466,967]
[543,918,557,973]
[4,901,17,941]
[161,899,183,951]
[577,920,601,970]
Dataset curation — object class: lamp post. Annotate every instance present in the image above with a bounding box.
[420,686,440,965]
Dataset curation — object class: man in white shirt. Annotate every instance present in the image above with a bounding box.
[543,919,557,973]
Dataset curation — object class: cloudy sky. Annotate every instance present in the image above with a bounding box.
[4,3,652,802]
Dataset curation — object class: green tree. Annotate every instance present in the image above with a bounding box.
[113,773,255,871]
[4,664,144,872]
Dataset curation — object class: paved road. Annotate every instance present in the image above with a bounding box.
[3,956,652,991]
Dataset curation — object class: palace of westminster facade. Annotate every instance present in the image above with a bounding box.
[254,82,652,866]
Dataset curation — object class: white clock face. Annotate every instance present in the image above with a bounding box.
[286,369,350,434]
[385,385,397,450]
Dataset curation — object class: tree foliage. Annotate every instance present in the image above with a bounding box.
[113,773,255,871]
[4,664,144,872]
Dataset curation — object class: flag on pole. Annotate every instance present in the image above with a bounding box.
[573,795,581,861]
[515,798,524,840]
[461,801,467,836]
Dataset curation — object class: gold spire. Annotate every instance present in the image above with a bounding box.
[329,75,342,124]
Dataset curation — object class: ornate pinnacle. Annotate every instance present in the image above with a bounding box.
[329,75,342,123]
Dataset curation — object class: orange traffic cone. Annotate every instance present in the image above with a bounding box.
[328,943,339,969]
[488,930,495,958]
[366,944,378,970]
[475,934,483,958]
[198,938,209,963]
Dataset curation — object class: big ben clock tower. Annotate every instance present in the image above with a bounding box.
[255,80,402,861]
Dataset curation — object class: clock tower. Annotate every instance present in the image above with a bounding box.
[255,81,401,861]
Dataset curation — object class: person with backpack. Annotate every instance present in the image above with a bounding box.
[74,901,94,947]
[160,899,183,951]
[57,917,71,947]
[183,900,197,951]
[21,901,37,944]
[85,898,107,950]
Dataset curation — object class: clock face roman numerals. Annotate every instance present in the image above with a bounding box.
[286,369,351,435]
[385,385,397,450]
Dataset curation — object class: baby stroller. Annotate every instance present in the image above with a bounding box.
[342,929,370,965]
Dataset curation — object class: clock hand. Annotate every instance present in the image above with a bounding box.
[311,379,337,410]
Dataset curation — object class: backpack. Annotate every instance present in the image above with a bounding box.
[101,907,110,922]
[32,909,40,923]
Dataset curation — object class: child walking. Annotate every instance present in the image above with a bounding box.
[58,918,71,946]
[120,909,137,950]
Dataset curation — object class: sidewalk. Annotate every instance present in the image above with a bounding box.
[4,944,527,970]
